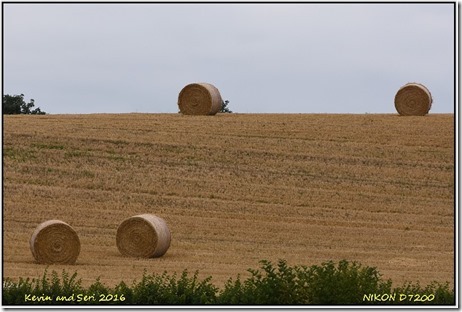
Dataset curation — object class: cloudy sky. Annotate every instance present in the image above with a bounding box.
[4,3,455,114]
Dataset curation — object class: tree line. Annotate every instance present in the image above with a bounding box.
[3,94,46,115]
[3,94,233,115]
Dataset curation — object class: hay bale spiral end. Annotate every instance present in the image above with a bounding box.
[178,83,223,116]
[394,83,432,116]
[30,220,81,265]
[116,214,171,258]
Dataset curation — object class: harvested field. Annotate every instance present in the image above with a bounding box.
[3,113,454,288]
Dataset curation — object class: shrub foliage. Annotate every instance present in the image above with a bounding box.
[220,100,232,113]
[2,260,454,305]
[3,94,46,115]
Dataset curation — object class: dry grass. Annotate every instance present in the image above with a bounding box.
[3,113,454,288]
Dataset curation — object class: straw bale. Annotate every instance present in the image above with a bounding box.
[30,220,80,264]
[394,83,432,116]
[116,214,171,258]
[178,83,223,115]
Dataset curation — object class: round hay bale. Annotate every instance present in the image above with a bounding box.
[178,82,223,115]
[394,83,432,116]
[30,220,80,264]
[116,214,171,258]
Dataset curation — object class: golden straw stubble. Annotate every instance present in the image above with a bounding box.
[30,220,81,264]
[116,214,171,258]
[394,83,433,116]
[178,83,223,115]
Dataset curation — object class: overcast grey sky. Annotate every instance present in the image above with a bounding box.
[3,3,455,114]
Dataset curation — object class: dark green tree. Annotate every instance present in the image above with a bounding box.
[3,94,46,115]
[220,100,232,113]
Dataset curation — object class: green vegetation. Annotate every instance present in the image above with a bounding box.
[220,100,232,113]
[3,260,454,305]
[3,94,46,115]
[3,147,37,162]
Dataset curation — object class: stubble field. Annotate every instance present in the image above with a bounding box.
[3,113,454,288]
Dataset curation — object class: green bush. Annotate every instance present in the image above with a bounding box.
[2,260,454,305]
[130,270,218,304]
[392,281,455,305]
[219,259,309,304]
[3,269,84,305]
[300,259,393,304]
[219,259,394,304]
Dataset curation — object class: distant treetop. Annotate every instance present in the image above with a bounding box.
[221,100,232,113]
[3,94,46,115]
